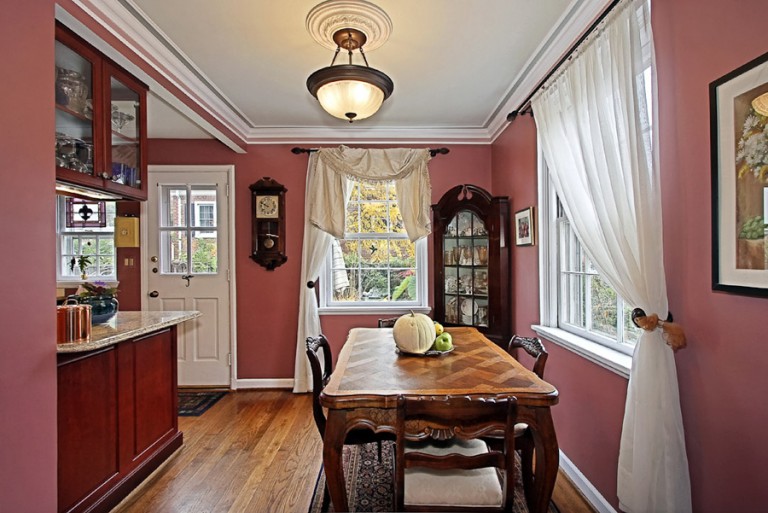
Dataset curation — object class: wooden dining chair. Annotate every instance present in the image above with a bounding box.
[377,317,399,328]
[305,335,391,460]
[394,394,518,512]
[507,335,548,500]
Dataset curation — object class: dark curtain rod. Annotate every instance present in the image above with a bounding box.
[507,0,621,121]
[291,147,450,157]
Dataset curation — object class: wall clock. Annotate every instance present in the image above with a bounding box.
[249,177,287,270]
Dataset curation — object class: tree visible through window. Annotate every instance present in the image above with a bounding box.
[556,198,641,353]
[322,179,427,309]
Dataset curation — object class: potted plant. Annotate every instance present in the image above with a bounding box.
[76,280,120,324]
[69,254,92,280]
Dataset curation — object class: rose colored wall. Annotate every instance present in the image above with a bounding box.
[149,141,492,376]
[491,0,768,511]
[0,1,58,511]
[654,0,768,511]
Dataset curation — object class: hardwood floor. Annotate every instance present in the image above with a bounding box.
[113,390,596,513]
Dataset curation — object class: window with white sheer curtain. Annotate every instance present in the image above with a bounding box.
[531,0,692,511]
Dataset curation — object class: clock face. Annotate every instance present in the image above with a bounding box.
[256,195,279,218]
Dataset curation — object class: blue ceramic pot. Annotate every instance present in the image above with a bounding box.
[82,295,119,324]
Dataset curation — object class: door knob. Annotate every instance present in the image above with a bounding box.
[149,291,159,298]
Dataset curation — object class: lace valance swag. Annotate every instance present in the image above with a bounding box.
[309,146,432,241]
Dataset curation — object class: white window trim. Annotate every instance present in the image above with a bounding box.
[319,237,430,315]
[536,148,630,378]
[56,198,117,286]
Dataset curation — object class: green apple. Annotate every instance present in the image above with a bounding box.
[434,332,453,352]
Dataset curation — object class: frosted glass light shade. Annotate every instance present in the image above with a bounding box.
[307,64,394,122]
[317,80,385,121]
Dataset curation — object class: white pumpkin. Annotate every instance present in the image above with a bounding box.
[393,312,435,354]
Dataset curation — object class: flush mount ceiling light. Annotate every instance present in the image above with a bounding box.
[305,0,393,123]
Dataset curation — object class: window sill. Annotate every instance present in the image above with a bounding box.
[532,325,631,379]
[319,305,431,316]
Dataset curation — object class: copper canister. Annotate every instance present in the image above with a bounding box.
[56,304,92,344]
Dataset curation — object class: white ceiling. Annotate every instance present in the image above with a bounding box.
[64,0,609,145]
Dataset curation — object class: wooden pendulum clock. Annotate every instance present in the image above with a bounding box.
[249,177,287,270]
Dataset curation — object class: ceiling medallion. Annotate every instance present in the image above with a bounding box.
[305,2,394,123]
[306,0,392,52]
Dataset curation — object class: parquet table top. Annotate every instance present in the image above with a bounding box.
[321,327,558,409]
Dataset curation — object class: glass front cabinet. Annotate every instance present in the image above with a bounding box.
[432,185,511,345]
[55,23,148,200]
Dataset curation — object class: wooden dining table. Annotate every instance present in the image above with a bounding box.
[320,326,559,513]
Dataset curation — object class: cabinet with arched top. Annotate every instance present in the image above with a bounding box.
[432,185,511,345]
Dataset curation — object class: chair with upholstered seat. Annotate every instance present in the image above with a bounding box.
[305,335,390,458]
[507,335,548,500]
[377,317,399,328]
[394,394,518,512]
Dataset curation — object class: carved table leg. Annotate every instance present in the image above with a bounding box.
[528,407,559,513]
[323,409,349,512]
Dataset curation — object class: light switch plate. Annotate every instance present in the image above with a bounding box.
[115,216,140,247]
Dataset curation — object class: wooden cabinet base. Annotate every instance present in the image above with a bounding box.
[58,328,181,513]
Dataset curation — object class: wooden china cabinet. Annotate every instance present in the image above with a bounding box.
[432,185,511,345]
[55,23,148,200]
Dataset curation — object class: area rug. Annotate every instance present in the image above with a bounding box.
[308,441,560,513]
[177,391,227,417]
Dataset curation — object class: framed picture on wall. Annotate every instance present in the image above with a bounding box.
[514,207,535,246]
[710,49,768,297]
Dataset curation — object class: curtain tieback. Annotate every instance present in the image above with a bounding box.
[631,308,687,352]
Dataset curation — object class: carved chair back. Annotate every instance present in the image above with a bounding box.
[394,395,518,512]
[377,317,399,328]
[305,335,333,437]
[508,335,548,379]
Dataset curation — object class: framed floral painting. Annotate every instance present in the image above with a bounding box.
[515,207,535,246]
[710,50,768,297]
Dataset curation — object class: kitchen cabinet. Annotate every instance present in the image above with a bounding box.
[432,184,511,345]
[55,23,148,201]
[57,327,181,513]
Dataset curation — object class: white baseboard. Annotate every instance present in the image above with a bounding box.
[559,450,617,513]
[235,378,294,389]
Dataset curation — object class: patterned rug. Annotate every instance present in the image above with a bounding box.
[177,391,227,417]
[308,441,560,513]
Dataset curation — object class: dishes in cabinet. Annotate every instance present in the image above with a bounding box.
[56,133,92,173]
[460,297,478,317]
[445,276,458,294]
[111,110,135,131]
[55,67,89,113]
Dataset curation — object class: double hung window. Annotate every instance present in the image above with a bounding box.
[320,179,428,313]
[56,197,116,282]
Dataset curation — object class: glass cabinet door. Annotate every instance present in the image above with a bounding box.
[108,73,142,191]
[55,39,97,179]
[443,210,490,327]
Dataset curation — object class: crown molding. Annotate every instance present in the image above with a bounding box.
[64,0,251,147]
[240,126,496,145]
[487,0,612,142]
[60,0,609,146]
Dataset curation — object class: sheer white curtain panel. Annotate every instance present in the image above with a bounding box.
[293,147,432,393]
[531,1,691,511]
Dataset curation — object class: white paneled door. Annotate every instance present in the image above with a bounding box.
[146,167,233,386]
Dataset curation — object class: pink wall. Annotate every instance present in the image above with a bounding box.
[491,0,768,510]
[654,0,768,511]
[149,141,492,375]
[0,0,58,510]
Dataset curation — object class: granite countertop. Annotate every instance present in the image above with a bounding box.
[57,310,201,353]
